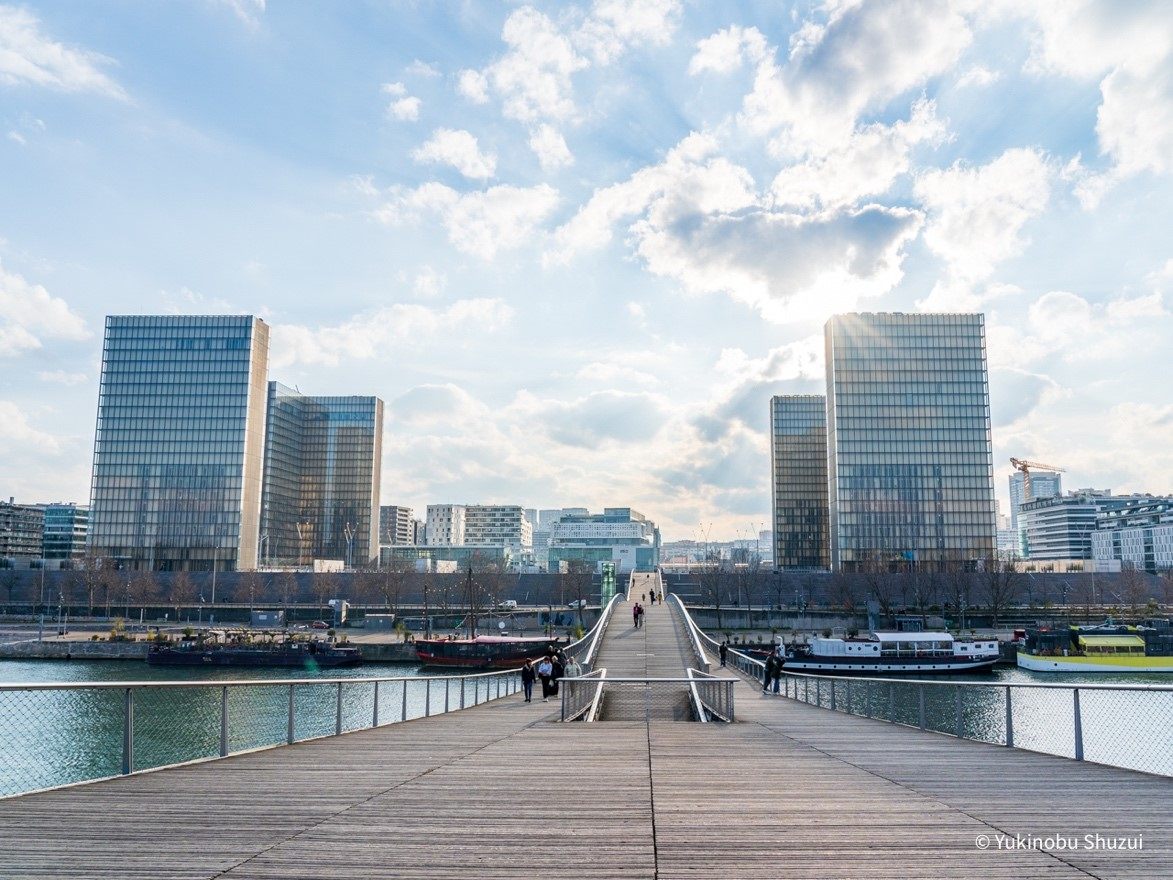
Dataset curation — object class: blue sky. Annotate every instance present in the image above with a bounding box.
[1,0,1170,541]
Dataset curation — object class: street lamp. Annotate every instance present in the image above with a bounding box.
[343,523,355,570]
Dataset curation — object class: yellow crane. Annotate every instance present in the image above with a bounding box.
[1009,457,1066,503]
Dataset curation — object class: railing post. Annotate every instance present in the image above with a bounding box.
[445,678,451,713]
[816,678,821,707]
[287,684,295,744]
[220,686,229,757]
[830,680,836,712]
[425,679,432,717]
[888,682,895,721]
[1073,688,1084,761]
[372,681,380,728]
[1005,686,1014,748]
[954,685,963,739]
[804,678,809,703]
[918,684,926,730]
[460,679,466,709]
[845,680,851,715]
[865,680,872,718]
[121,687,134,775]
[335,682,343,735]
[401,679,408,721]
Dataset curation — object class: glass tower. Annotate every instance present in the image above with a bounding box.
[825,313,996,572]
[260,383,383,568]
[770,395,830,570]
[89,315,269,571]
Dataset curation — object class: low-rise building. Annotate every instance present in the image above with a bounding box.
[548,507,660,573]
[40,503,89,561]
[1019,490,1149,561]
[1091,497,1173,573]
[380,544,510,569]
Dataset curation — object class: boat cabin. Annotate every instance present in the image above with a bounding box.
[872,632,955,658]
[1077,634,1146,657]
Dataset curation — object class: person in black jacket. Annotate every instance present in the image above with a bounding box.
[520,659,536,703]
[719,640,729,667]
[762,648,784,694]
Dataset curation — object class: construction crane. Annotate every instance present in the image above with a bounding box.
[1009,458,1066,503]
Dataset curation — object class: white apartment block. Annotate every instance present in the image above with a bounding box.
[465,505,532,551]
[425,504,466,546]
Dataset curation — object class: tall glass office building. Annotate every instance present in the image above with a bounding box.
[260,383,383,568]
[825,313,996,572]
[89,315,270,571]
[770,395,830,570]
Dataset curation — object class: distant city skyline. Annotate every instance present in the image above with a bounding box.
[1,2,1170,541]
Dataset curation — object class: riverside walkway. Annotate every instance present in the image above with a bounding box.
[0,581,1169,879]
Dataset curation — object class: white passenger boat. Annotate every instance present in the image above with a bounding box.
[785,631,1001,675]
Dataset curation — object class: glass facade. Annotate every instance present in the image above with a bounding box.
[89,315,269,571]
[770,395,830,570]
[825,313,996,572]
[41,503,89,560]
[260,383,383,568]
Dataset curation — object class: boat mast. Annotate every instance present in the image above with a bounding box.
[467,565,477,639]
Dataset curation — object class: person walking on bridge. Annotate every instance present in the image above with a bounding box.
[719,640,728,667]
[537,654,555,702]
[520,659,536,703]
[763,647,784,694]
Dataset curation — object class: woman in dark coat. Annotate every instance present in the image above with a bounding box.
[520,659,536,703]
[536,654,555,702]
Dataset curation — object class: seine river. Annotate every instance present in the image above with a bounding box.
[1,659,1169,797]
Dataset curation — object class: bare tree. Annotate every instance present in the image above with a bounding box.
[1119,567,1149,615]
[237,570,263,611]
[0,569,20,613]
[169,570,197,621]
[980,553,1021,628]
[565,559,592,629]
[100,568,122,618]
[421,570,434,638]
[1160,569,1173,609]
[279,571,299,621]
[827,572,859,614]
[311,571,338,620]
[377,559,410,616]
[78,554,105,616]
[699,561,728,629]
[942,562,974,630]
[128,570,160,619]
[859,553,899,624]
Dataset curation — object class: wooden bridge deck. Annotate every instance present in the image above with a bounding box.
[0,584,1168,879]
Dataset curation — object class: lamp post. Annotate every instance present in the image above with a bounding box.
[344,523,355,571]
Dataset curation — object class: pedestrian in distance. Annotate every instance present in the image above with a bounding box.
[633,602,641,627]
[537,654,555,702]
[719,639,729,667]
[641,593,646,603]
[520,659,536,703]
[764,647,783,694]
[564,654,582,678]
[638,603,645,628]
[551,649,566,697]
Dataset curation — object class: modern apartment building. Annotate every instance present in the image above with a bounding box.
[379,506,414,546]
[260,383,383,568]
[426,504,466,546]
[40,503,89,561]
[0,499,44,561]
[1019,490,1143,562]
[825,313,996,572]
[88,315,269,571]
[1009,469,1062,549]
[770,395,830,570]
[465,505,532,552]
[548,507,660,572]
[1091,497,1173,573]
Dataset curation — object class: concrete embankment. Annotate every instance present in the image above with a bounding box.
[0,640,149,661]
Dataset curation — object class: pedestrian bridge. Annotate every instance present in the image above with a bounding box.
[0,573,1169,879]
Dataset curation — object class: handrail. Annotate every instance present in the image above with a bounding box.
[669,594,711,673]
[671,593,764,677]
[563,592,622,670]
[586,669,607,722]
[686,668,708,723]
[776,669,1173,692]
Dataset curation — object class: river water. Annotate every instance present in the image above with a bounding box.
[1,659,1169,797]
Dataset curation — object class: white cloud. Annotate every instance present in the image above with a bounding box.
[0,400,59,452]
[412,266,446,299]
[738,0,971,154]
[575,361,659,387]
[529,124,574,170]
[382,82,421,121]
[37,370,87,385]
[214,0,265,30]
[0,6,126,98]
[550,131,921,322]
[771,97,947,210]
[411,128,496,179]
[688,25,768,75]
[375,181,559,260]
[509,388,671,448]
[914,147,1052,308]
[1021,1,1173,204]
[271,298,514,368]
[0,261,90,356]
[956,64,1000,88]
[405,60,440,78]
[457,69,490,104]
[574,0,682,64]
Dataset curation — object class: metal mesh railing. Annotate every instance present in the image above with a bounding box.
[561,674,735,723]
[783,673,1173,777]
[562,592,621,671]
[0,668,522,799]
[671,596,1172,776]
[560,670,605,721]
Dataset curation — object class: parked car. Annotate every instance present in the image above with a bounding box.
[567,599,588,608]
[310,620,330,630]
[497,600,518,610]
